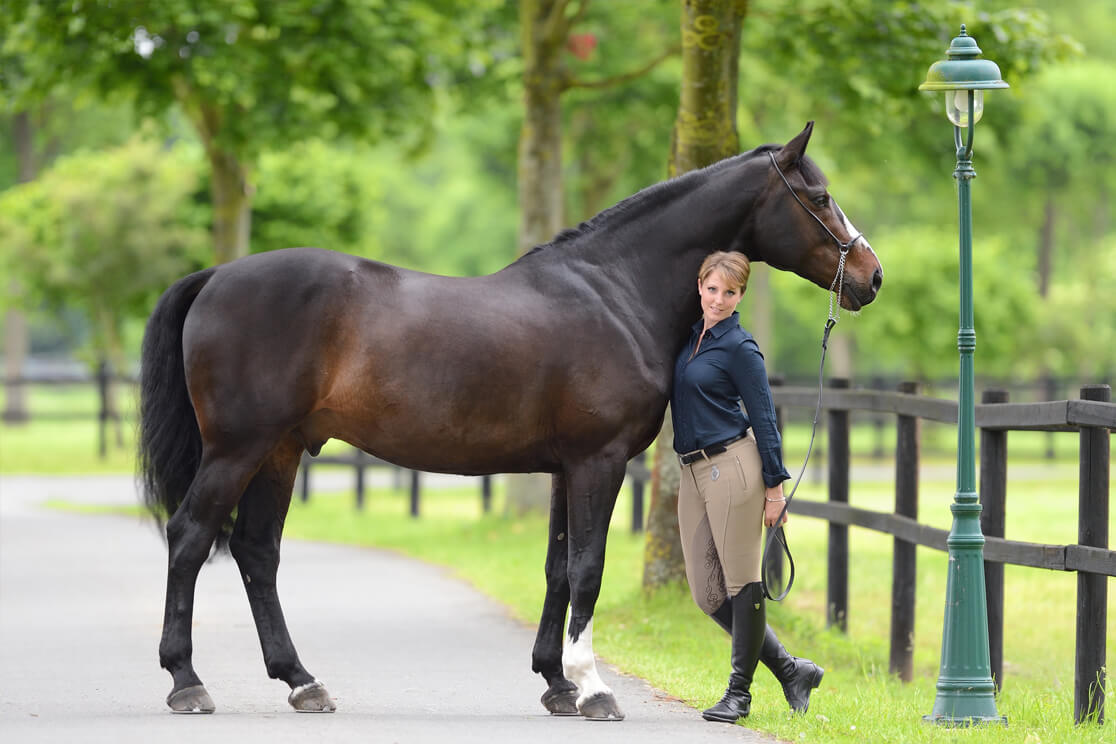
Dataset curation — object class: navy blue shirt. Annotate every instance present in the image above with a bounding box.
[671,312,791,488]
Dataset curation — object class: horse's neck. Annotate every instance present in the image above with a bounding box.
[520,172,761,360]
[588,177,760,347]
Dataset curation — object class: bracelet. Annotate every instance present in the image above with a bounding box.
[765,497,786,503]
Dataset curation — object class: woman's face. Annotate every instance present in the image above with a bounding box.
[698,269,743,326]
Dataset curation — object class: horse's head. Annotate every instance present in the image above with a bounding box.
[749,122,882,310]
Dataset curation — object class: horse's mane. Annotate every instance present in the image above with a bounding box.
[521,144,782,258]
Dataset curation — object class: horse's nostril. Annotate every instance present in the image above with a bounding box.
[871,267,883,294]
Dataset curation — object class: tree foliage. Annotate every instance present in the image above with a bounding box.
[0,136,208,368]
[1,0,506,262]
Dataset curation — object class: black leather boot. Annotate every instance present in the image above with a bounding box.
[710,599,732,633]
[707,604,824,713]
[703,583,765,723]
[760,625,824,713]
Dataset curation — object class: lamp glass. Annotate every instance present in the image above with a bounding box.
[946,89,983,127]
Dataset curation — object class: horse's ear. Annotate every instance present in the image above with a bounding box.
[775,121,814,170]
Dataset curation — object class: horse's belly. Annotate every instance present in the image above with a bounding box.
[306,386,559,476]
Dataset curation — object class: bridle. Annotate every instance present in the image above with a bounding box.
[766,150,864,333]
[760,151,866,601]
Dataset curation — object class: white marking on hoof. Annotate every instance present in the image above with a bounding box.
[288,679,336,713]
[561,617,614,710]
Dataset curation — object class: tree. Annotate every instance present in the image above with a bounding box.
[0,137,208,424]
[2,0,501,263]
[644,0,747,591]
[509,0,677,514]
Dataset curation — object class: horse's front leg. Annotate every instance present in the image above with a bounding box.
[562,455,627,721]
[532,473,578,715]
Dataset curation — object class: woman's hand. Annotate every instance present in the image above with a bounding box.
[764,484,788,528]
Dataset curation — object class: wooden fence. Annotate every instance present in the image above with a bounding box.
[2,364,131,458]
[769,380,1114,725]
[297,447,652,532]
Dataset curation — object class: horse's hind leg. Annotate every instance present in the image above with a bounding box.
[229,436,335,713]
[532,473,578,715]
[160,444,272,713]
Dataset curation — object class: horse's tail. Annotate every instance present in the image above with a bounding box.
[138,266,218,540]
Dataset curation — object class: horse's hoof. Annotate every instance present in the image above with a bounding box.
[578,691,625,721]
[288,680,336,713]
[166,684,215,714]
[541,681,580,716]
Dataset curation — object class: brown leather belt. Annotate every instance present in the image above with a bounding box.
[678,433,745,466]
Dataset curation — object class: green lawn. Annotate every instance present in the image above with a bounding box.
[273,465,1114,744]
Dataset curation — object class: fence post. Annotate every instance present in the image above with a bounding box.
[354,449,366,510]
[300,455,311,503]
[97,360,109,459]
[827,377,849,632]
[889,380,920,681]
[1043,375,1058,460]
[768,375,785,588]
[1076,384,1110,724]
[872,375,886,459]
[979,388,1009,692]
[482,475,492,514]
[631,450,645,534]
[410,470,421,518]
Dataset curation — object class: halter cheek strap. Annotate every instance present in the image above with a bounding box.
[767,151,863,254]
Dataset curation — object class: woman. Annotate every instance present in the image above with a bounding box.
[671,251,823,723]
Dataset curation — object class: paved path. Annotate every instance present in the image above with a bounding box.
[0,475,772,744]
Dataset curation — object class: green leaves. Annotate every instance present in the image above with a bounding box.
[0,136,208,350]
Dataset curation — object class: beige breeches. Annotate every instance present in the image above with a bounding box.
[677,432,765,614]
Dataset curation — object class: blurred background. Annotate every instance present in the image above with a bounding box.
[0,0,1111,444]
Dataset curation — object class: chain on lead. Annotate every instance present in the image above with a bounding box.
[827,247,849,327]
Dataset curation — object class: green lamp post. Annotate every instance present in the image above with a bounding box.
[919,25,1009,726]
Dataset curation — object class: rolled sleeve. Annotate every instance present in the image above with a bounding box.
[728,340,791,487]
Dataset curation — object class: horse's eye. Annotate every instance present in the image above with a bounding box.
[813,195,830,209]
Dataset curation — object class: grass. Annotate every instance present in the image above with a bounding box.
[266,465,1115,744]
[0,385,137,473]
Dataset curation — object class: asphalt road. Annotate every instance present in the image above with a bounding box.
[0,475,773,744]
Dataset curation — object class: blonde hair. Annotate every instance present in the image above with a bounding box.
[697,251,751,292]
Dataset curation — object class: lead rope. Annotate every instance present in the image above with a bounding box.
[761,244,849,601]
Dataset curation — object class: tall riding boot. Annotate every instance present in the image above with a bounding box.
[707,603,824,714]
[703,583,765,723]
[760,625,824,713]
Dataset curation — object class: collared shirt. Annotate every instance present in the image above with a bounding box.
[671,312,791,488]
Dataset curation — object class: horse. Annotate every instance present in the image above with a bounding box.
[139,121,881,719]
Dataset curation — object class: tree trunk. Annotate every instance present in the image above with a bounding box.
[210,147,253,264]
[643,0,746,591]
[94,306,127,450]
[516,0,568,255]
[1037,194,1055,298]
[173,77,253,264]
[3,111,35,423]
[506,0,577,515]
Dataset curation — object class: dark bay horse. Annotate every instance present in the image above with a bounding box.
[139,122,881,719]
